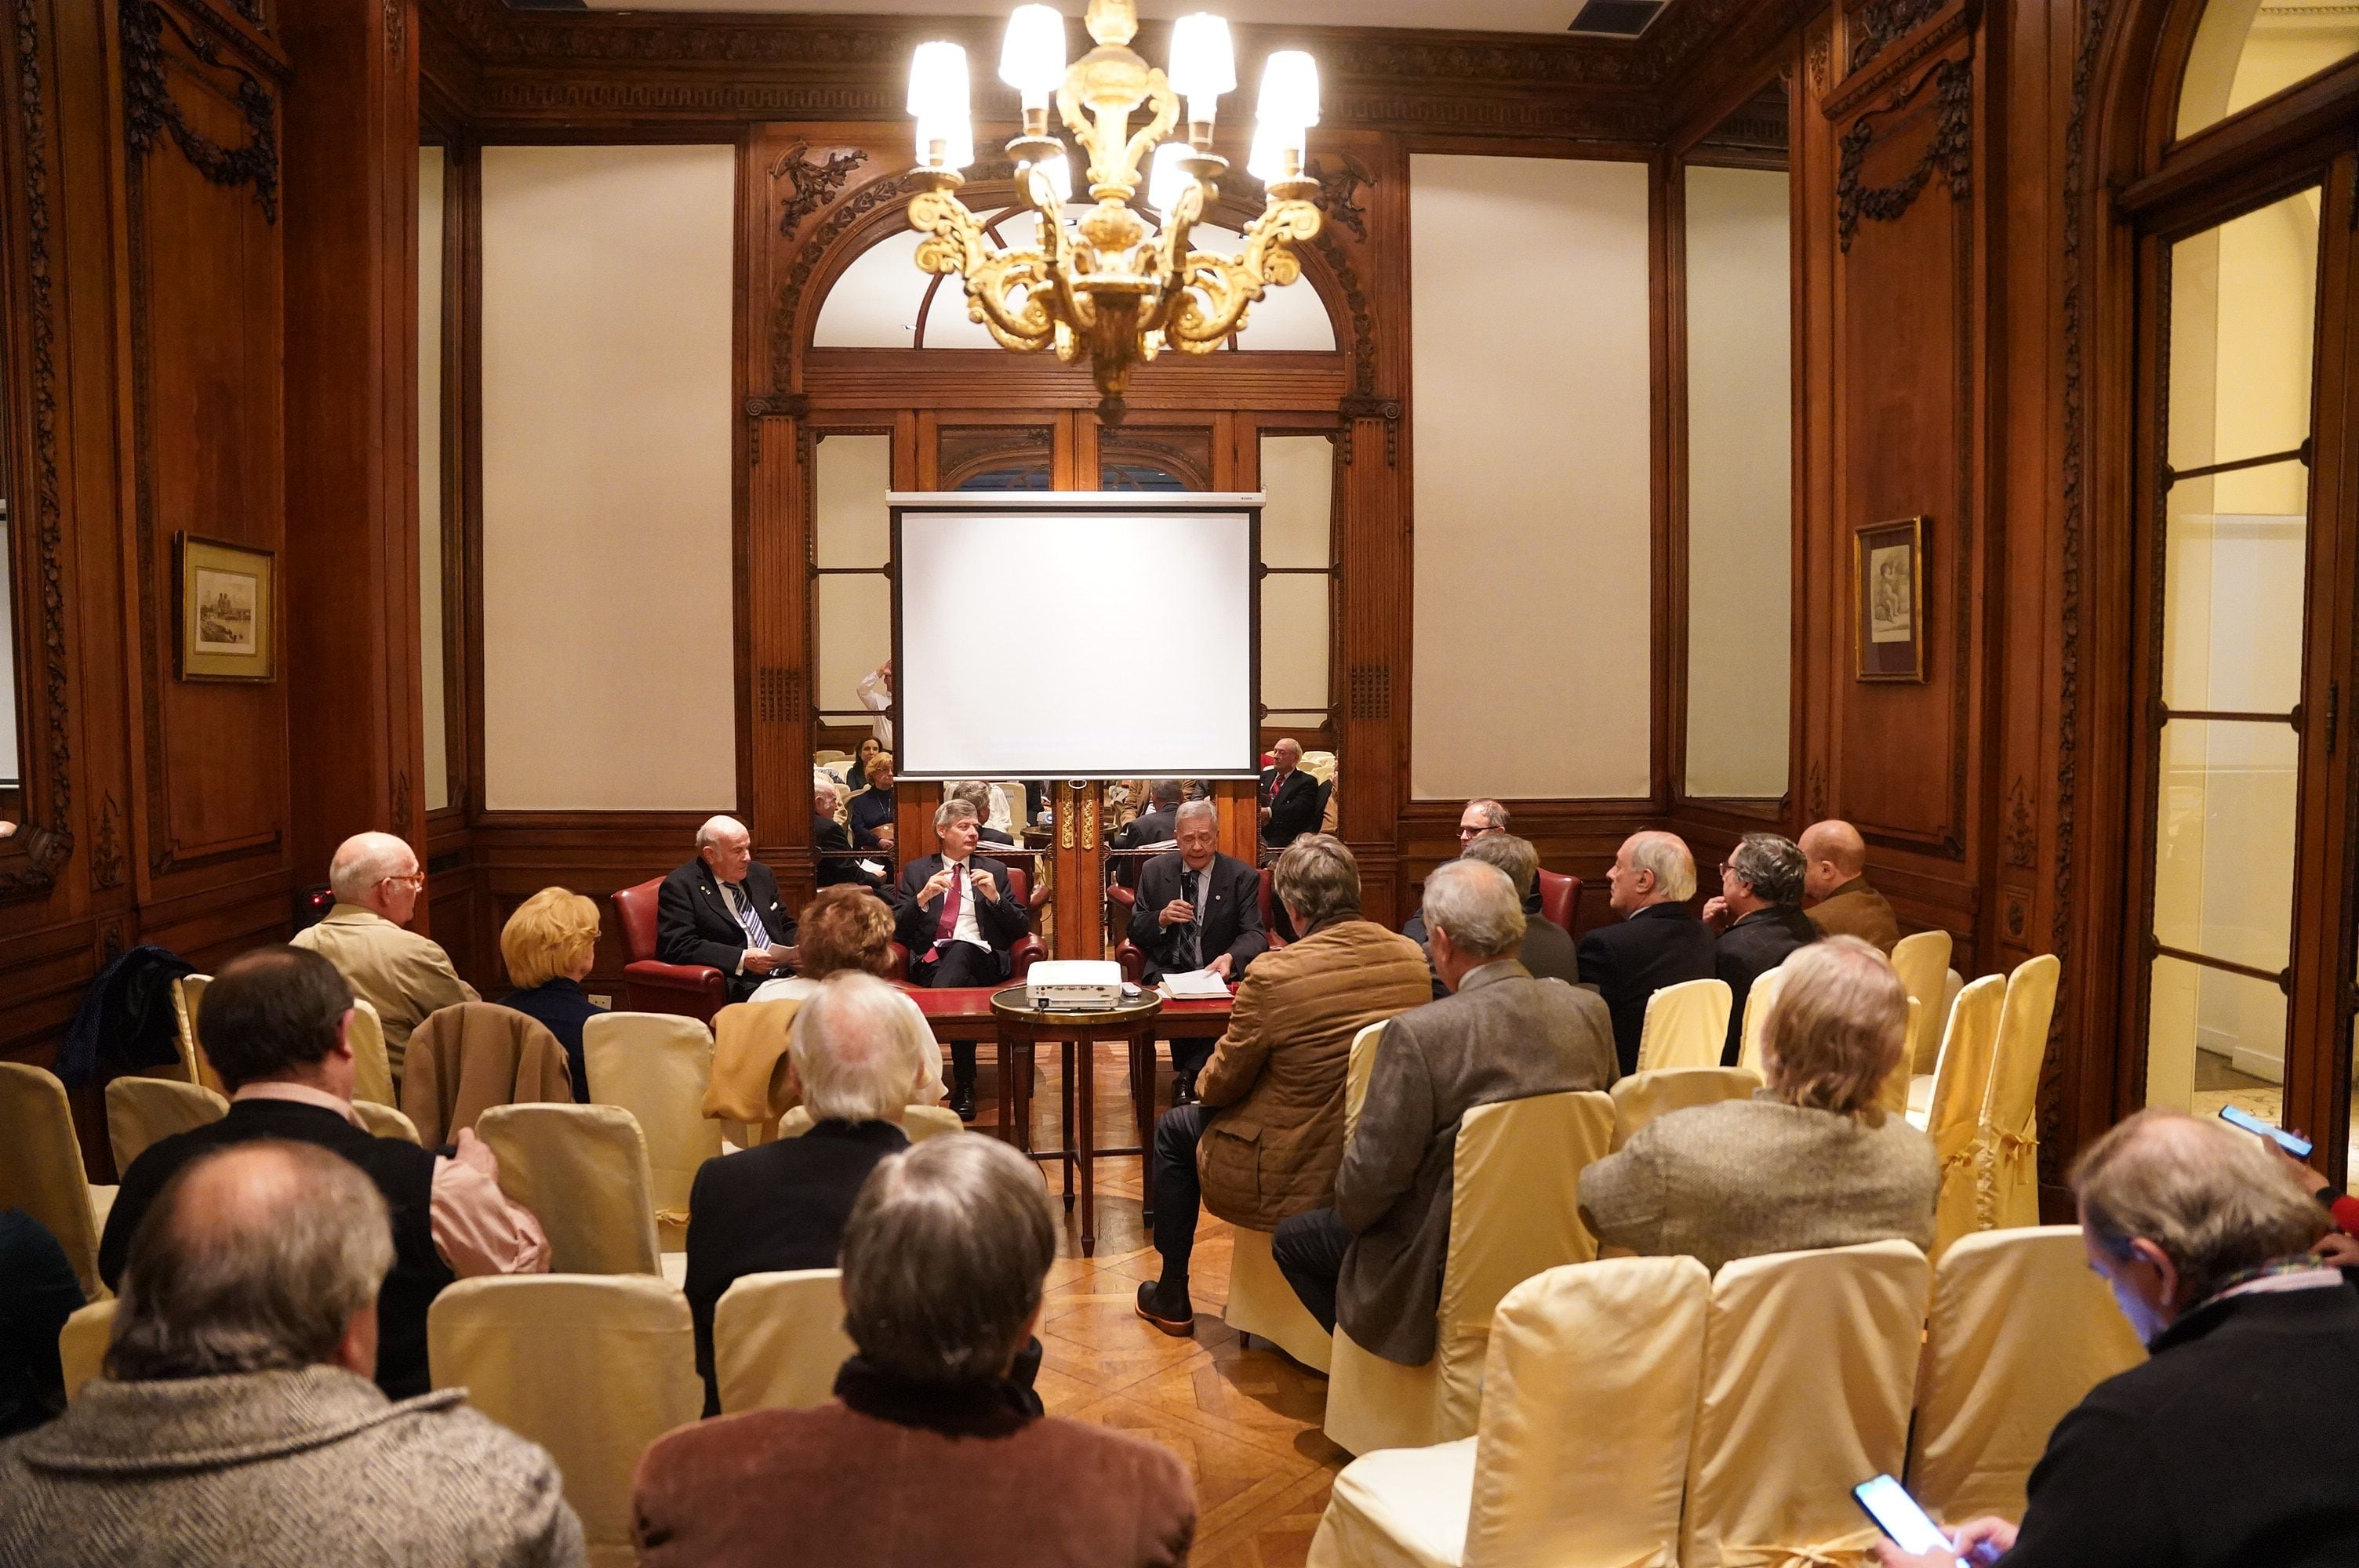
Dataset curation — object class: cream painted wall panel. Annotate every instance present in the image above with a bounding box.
[1409,155,1653,800]
[419,147,449,814]
[480,144,737,811]
[813,434,893,723]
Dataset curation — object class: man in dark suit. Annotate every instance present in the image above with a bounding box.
[893,797,1032,1118]
[1109,779,1184,893]
[1576,830,1717,1074]
[1128,800,1267,1103]
[950,779,1019,848]
[1703,831,1819,1064]
[1464,833,1580,986]
[812,779,885,892]
[659,815,798,1003]
[1259,739,1322,851]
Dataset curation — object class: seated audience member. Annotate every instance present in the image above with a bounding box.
[1109,779,1185,894]
[1270,859,1616,1352]
[812,779,884,892]
[658,815,798,1004]
[743,886,943,1103]
[685,972,943,1415]
[0,1142,583,1567]
[1876,1109,2359,1568]
[1576,830,1718,1074]
[847,753,897,851]
[1579,937,1936,1269]
[1463,833,1578,986]
[0,1210,81,1438]
[1136,837,1430,1335]
[1702,832,1819,1064]
[634,1137,1195,1568]
[851,734,882,784]
[2253,1132,2359,1265]
[1258,738,1323,850]
[893,798,1031,1121]
[290,829,477,1080]
[1321,768,1340,835]
[496,887,605,1103]
[951,779,1018,847]
[1800,818,1899,953]
[1127,800,1267,1103]
[98,947,549,1399]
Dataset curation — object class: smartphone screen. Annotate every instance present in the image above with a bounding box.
[1852,1475,1950,1555]
[2218,1105,2314,1159]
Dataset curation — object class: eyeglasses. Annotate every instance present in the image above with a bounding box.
[1457,825,1495,841]
[380,873,425,891]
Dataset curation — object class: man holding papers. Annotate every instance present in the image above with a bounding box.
[659,815,798,1003]
[1128,800,1266,1103]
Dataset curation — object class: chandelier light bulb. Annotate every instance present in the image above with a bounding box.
[998,5,1067,110]
[1168,13,1236,126]
[1036,151,1074,205]
[1147,141,1194,218]
[1255,49,1321,134]
[908,42,974,169]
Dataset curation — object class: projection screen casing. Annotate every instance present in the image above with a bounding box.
[892,493,1261,779]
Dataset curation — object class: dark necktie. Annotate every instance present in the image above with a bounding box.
[725,883,767,950]
[1180,868,1202,970]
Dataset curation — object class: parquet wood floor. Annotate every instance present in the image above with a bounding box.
[965,1037,1348,1567]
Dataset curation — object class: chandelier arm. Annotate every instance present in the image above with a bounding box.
[1117,73,1180,195]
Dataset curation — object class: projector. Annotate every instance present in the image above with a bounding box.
[1025,960,1126,1011]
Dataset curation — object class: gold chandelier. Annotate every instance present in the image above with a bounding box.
[903,0,1323,424]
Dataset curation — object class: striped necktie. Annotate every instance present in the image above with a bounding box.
[722,882,767,949]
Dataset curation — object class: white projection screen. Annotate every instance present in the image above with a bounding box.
[892,494,1259,778]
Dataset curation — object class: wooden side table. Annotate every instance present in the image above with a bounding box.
[989,987,1161,1256]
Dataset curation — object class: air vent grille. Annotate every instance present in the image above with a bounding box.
[1567,0,1665,35]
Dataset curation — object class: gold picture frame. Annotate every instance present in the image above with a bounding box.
[176,533,276,682]
[1852,516,1926,683]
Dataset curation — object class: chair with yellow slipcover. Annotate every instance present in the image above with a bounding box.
[1680,1239,1932,1568]
[1343,1019,1387,1138]
[1890,931,1954,1076]
[347,998,395,1108]
[170,973,218,1091]
[1634,978,1732,1073]
[1981,954,2061,1231]
[59,1298,117,1403]
[354,1099,423,1142]
[584,1011,721,1251]
[707,999,802,1141]
[1308,1254,1710,1568]
[712,1268,860,1414]
[1734,965,1786,1075]
[475,1102,661,1276]
[104,1076,227,1172]
[775,1103,965,1142]
[1906,1225,2144,1526]
[1324,1089,1616,1457]
[1608,1066,1762,1152]
[428,1274,702,1568]
[1872,999,1925,1118]
[1920,975,2007,1257]
[0,1062,113,1301]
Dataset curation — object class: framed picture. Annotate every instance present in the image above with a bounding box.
[176,534,275,682]
[1852,516,1926,682]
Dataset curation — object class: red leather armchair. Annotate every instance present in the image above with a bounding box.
[1536,869,1583,934]
[887,864,1048,982]
[1114,867,1284,984]
[612,877,728,1022]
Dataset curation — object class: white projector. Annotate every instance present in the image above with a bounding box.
[1025,960,1126,1011]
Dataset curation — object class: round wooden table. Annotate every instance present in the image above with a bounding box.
[989,987,1162,1256]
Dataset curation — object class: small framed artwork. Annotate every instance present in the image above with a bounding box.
[1852,516,1926,682]
[176,534,275,682]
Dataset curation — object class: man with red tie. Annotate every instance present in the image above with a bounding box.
[892,797,1031,1120]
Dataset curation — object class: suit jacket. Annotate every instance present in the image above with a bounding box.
[1108,807,1180,890]
[289,906,478,1079]
[813,814,885,891]
[1404,874,1555,999]
[683,1119,908,1415]
[1334,963,1618,1365]
[892,853,1030,975]
[846,789,895,849]
[398,1003,576,1147]
[1126,851,1266,982]
[1805,877,1900,954]
[657,858,797,1002]
[1714,905,1819,1063]
[1259,768,1321,848]
[1576,902,1720,1075]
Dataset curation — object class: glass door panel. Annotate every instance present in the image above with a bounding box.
[939,425,1052,491]
[2150,717,2299,974]
[2155,953,2290,1116]
[1099,426,1212,492]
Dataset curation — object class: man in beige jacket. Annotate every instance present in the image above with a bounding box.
[291,831,476,1080]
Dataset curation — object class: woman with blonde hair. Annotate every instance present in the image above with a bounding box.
[848,752,897,851]
[1577,935,1938,1270]
[498,886,605,1102]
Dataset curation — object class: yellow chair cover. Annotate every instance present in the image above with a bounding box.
[59,1298,117,1403]
[354,1099,423,1142]
[0,1062,109,1300]
[1681,1239,1931,1568]
[1310,1255,1710,1568]
[1736,967,1787,1075]
[1983,955,2060,1231]
[1907,1225,2144,1526]
[773,1103,963,1143]
[713,1268,859,1414]
[1634,978,1732,1073]
[1344,1020,1387,1141]
[1925,975,2006,1258]
[1325,1090,1616,1457]
[1889,931,1954,1076]
[584,1012,721,1248]
[1873,1000,1923,1118]
[428,1274,701,1567]
[1225,1224,1336,1373]
[104,1076,227,1171]
[1609,1066,1763,1152]
[171,974,219,1091]
[476,1103,661,1275]
[348,998,396,1107]
[706,1000,803,1129]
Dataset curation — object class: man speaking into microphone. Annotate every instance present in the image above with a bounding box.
[893,797,1031,1117]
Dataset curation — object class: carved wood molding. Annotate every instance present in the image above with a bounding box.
[1824,0,1972,118]
[121,0,281,222]
[1834,54,1972,252]
[1847,0,1945,73]
[771,143,865,239]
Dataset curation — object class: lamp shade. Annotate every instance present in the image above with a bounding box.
[1169,14,1236,106]
[1147,141,1193,217]
[998,5,1066,105]
[1255,49,1320,132]
[1245,121,1288,184]
[1035,151,1074,204]
[908,42,973,169]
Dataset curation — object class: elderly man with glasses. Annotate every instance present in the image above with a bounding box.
[290,830,476,1081]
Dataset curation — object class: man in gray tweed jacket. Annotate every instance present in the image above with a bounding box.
[0,1140,582,1568]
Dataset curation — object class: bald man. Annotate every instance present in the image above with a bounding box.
[1798,819,1899,954]
[1575,831,1717,1074]
[659,815,798,1003]
[290,831,476,1078]
[1259,739,1322,850]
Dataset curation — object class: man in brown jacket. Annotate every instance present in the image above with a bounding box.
[1270,859,1619,1363]
[1136,836,1430,1335]
[1799,819,1901,953]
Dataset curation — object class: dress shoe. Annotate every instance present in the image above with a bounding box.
[1171,1074,1198,1108]
[951,1078,977,1123]
[1135,1280,1194,1338]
